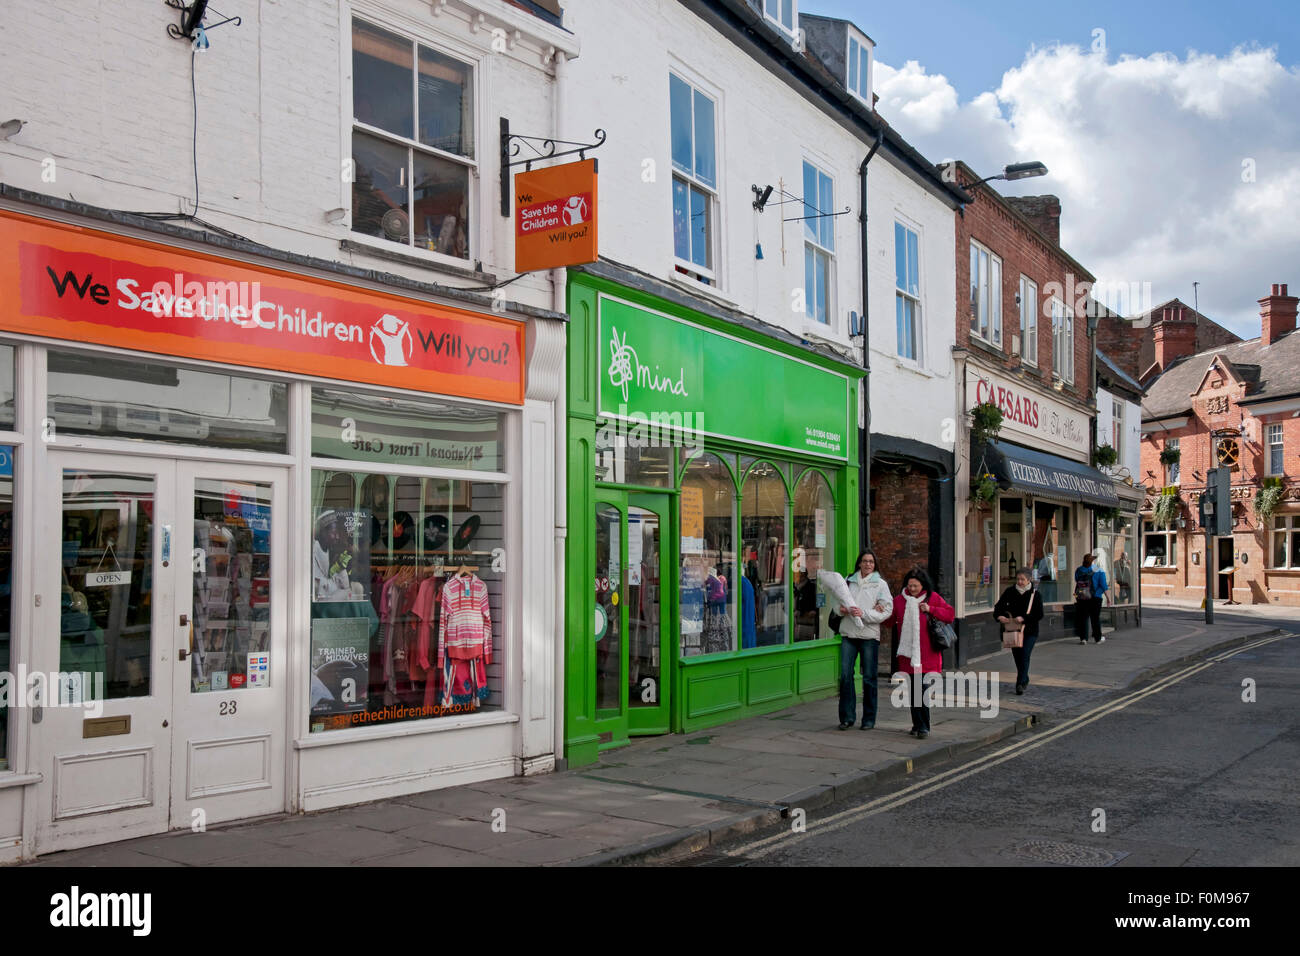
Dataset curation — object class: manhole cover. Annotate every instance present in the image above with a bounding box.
[1005,840,1127,867]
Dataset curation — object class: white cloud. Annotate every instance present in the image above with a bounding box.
[874,44,1300,338]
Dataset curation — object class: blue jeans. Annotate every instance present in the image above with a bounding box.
[839,637,879,726]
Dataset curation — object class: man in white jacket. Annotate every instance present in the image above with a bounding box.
[837,550,893,730]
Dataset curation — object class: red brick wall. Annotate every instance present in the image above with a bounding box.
[869,466,932,590]
[954,170,1093,406]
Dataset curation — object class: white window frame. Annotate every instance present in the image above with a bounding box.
[970,240,1002,348]
[845,32,872,104]
[1112,399,1123,461]
[1051,297,1074,383]
[1142,520,1178,568]
[1019,275,1037,366]
[669,69,721,287]
[1268,423,1284,476]
[763,0,798,37]
[1271,515,1300,568]
[894,220,922,363]
[1167,437,1180,484]
[346,14,481,266]
[801,159,835,327]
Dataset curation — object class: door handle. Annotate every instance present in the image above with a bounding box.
[178,648,189,661]
[179,614,188,626]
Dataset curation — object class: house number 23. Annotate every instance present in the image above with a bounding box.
[219,700,238,716]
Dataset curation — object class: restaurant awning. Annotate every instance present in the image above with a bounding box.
[976,441,1121,507]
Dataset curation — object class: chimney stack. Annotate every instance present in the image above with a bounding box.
[1006,195,1062,245]
[1152,304,1198,371]
[1261,283,1299,346]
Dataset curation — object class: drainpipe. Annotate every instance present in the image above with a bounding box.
[858,128,885,550]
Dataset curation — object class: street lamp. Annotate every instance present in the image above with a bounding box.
[965,161,1049,194]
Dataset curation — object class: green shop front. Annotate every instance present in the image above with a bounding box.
[564,271,862,764]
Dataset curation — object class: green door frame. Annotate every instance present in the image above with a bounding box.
[592,490,674,747]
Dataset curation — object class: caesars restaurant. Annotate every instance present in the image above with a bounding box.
[0,204,566,860]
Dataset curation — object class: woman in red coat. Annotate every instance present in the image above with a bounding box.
[890,567,954,739]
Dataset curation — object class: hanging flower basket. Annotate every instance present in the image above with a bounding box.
[1152,489,1182,529]
[969,401,1004,448]
[1094,443,1119,469]
[1159,446,1181,468]
[970,472,998,505]
[1255,477,1285,526]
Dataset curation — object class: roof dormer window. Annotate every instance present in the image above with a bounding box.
[763,0,797,37]
[847,31,872,104]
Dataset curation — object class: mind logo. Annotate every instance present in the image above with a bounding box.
[370,314,414,367]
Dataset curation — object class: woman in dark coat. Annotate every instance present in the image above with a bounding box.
[994,568,1044,695]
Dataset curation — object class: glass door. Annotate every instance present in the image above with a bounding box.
[170,462,287,829]
[593,492,673,744]
[35,453,176,853]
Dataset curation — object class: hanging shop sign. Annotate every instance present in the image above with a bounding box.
[514,159,598,272]
[967,367,1089,460]
[597,295,853,461]
[0,210,525,405]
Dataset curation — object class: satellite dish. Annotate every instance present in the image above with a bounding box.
[381,209,408,241]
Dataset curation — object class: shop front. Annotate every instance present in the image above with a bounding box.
[564,269,861,764]
[0,207,563,860]
[959,365,1116,658]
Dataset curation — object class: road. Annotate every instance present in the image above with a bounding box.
[695,629,1299,867]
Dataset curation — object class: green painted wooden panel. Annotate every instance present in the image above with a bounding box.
[684,670,744,720]
[797,654,838,694]
[746,662,795,705]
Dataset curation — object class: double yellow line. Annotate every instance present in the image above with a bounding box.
[726,633,1292,860]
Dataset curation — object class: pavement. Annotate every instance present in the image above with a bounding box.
[22,607,1286,868]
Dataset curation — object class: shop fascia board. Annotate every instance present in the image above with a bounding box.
[964,351,1096,418]
[570,259,864,376]
[0,185,568,324]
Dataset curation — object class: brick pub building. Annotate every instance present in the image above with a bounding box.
[1141,285,1300,605]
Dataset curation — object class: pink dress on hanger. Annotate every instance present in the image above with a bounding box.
[438,574,492,708]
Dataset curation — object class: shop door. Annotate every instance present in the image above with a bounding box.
[34,453,287,853]
[1217,538,1234,600]
[593,493,673,743]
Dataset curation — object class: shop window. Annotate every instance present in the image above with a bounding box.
[969,240,1001,348]
[1097,513,1135,605]
[0,344,13,430]
[1270,516,1300,569]
[309,468,505,732]
[741,462,787,648]
[998,496,1023,590]
[351,18,475,258]
[803,161,835,325]
[0,449,11,770]
[594,431,674,488]
[895,222,921,361]
[792,470,834,642]
[46,350,289,454]
[670,72,718,284]
[1142,520,1177,568]
[680,453,737,657]
[594,502,621,710]
[964,497,995,610]
[311,386,504,472]
[1031,501,1069,602]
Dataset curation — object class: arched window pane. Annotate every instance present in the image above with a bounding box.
[741,462,787,648]
[793,471,834,642]
[681,453,736,657]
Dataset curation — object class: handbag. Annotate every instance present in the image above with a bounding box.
[1001,591,1034,649]
[828,608,843,635]
[927,608,955,652]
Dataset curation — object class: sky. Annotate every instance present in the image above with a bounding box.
[807,0,1300,339]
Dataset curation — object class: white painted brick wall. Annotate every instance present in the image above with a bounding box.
[561,0,957,451]
[0,0,569,311]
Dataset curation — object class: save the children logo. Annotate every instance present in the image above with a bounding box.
[561,194,588,226]
[369,313,414,367]
[606,325,689,404]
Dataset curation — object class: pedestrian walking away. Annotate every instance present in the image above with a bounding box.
[994,569,1043,694]
[836,550,893,730]
[1073,553,1105,644]
[890,567,954,739]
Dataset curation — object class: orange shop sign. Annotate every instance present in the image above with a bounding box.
[514,158,598,272]
[0,210,525,405]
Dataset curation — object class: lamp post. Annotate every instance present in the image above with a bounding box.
[965,162,1049,196]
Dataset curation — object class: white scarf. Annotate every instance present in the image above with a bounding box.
[899,593,923,671]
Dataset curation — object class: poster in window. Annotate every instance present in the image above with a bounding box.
[814,508,826,548]
[681,485,704,554]
[309,617,371,716]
